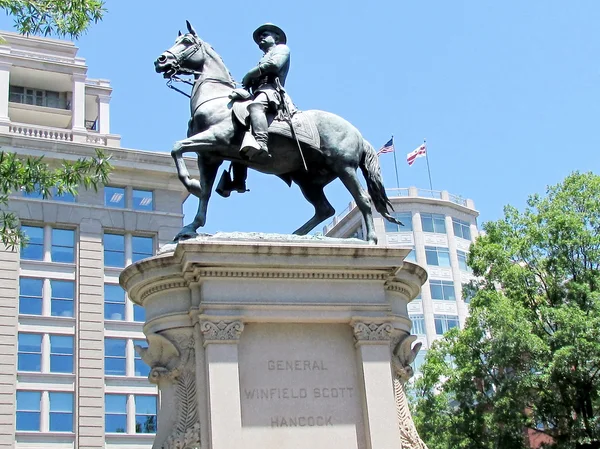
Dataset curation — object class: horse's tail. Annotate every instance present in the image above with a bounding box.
[360,140,403,226]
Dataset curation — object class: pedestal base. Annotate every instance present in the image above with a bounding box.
[120,234,429,449]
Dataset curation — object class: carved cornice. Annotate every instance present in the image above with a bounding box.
[353,322,394,343]
[385,282,412,297]
[139,280,189,302]
[190,269,386,281]
[200,320,244,343]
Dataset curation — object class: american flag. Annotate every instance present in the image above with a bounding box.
[407,143,427,166]
[377,137,395,155]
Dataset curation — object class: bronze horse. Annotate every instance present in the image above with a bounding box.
[155,22,401,243]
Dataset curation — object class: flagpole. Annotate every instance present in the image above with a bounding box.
[391,135,400,189]
[424,139,433,190]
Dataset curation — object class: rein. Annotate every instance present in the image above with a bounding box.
[164,37,237,98]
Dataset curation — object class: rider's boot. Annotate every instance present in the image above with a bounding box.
[231,163,248,193]
[241,103,271,162]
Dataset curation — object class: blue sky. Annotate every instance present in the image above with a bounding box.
[2,1,599,235]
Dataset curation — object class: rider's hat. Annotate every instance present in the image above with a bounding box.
[253,23,287,45]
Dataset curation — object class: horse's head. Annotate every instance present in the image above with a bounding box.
[155,21,205,78]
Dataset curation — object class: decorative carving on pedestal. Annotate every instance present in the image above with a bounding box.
[390,333,429,449]
[353,322,394,342]
[135,331,201,449]
[200,320,244,343]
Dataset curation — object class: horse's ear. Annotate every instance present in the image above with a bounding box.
[178,30,182,37]
[186,20,197,36]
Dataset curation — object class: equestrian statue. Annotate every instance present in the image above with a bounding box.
[155,21,402,243]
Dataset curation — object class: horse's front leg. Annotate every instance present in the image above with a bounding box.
[171,139,203,198]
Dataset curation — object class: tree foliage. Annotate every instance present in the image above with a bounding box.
[413,172,600,449]
[0,0,105,38]
[0,149,112,249]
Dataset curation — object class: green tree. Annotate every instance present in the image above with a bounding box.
[0,0,105,38]
[0,149,112,249]
[413,172,600,449]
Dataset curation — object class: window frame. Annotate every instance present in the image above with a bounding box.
[16,391,41,431]
[48,392,73,432]
[452,218,472,241]
[104,338,127,376]
[134,395,157,434]
[17,333,42,372]
[105,394,128,434]
[434,314,460,335]
[49,335,74,374]
[19,277,44,316]
[424,246,451,267]
[51,228,75,263]
[384,212,413,233]
[430,279,456,301]
[410,314,426,335]
[20,225,44,260]
[132,189,154,211]
[104,186,126,209]
[421,213,446,234]
[50,279,75,318]
[104,283,126,321]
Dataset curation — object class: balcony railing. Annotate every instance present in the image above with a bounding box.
[322,187,474,234]
[8,123,73,141]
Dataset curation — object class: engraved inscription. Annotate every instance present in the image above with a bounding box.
[238,323,364,442]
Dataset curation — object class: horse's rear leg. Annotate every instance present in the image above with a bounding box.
[337,167,377,244]
[293,180,335,235]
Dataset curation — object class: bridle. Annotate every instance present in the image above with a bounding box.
[163,35,236,98]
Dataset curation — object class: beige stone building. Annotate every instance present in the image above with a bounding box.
[0,32,188,449]
[324,187,479,370]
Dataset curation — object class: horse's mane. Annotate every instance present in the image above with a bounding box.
[202,40,236,84]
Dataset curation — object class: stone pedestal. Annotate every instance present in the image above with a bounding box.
[120,235,429,449]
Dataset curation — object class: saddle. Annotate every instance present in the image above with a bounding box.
[230,93,320,151]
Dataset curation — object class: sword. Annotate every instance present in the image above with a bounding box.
[275,78,308,171]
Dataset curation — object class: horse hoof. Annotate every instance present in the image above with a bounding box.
[173,230,198,242]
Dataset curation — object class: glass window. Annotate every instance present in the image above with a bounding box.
[51,229,74,263]
[105,284,126,321]
[105,186,125,208]
[434,314,459,335]
[22,183,43,199]
[133,305,145,322]
[421,213,446,233]
[135,395,157,434]
[105,338,126,376]
[430,280,456,301]
[104,233,125,267]
[21,225,44,260]
[50,280,74,318]
[404,248,416,263]
[49,392,73,432]
[134,339,149,377]
[18,333,42,372]
[133,189,153,211]
[410,314,426,335]
[384,212,413,232]
[19,278,43,315]
[53,189,75,202]
[9,85,24,103]
[105,394,127,433]
[412,350,427,373]
[425,246,451,267]
[16,391,41,431]
[453,218,472,240]
[457,250,471,272]
[132,236,153,263]
[50,335,73,373]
